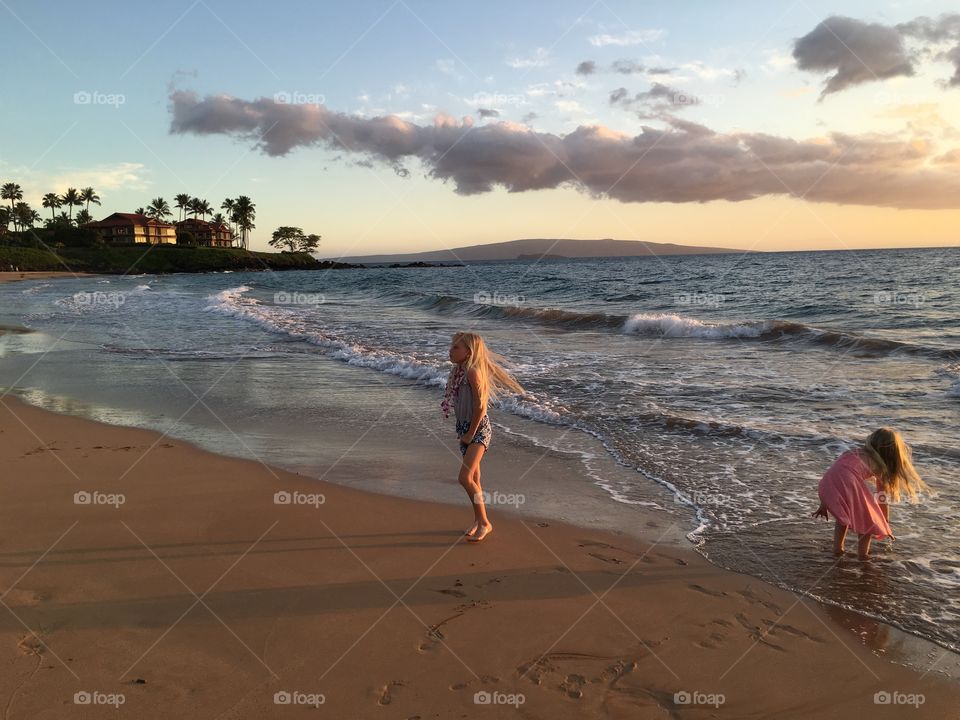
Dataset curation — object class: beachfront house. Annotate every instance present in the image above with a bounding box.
[83,212,176,245]
[175,218,233,247]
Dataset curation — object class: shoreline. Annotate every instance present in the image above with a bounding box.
[1,393,959,718]
[0,271,96,284]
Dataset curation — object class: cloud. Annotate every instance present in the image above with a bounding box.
[477,107,500,118]
[611,59,647,75]
[793,16,914,97]
[506,47,551,69]
[609,83,702,117]
[555,99,584,113]
[588,29,665,47]
[575,60,597,75]
[897,13,960,86]
[948,44,960,86]
[794,13,960,97]
[168,90,960,209]
[679,61,740,81]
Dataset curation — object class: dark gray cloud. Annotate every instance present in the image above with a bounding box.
[609,83,700,117]
[577,59,674,75]
[168,90,960,209]
[795,13,960,96]
[575,60,597,75]
[793,16,914,97]
[612,59,646,75]
[896,13,960,43]
[477,107,500,118]
[897,13,960,86]
[948,44,960,86]
[609,87,629,104]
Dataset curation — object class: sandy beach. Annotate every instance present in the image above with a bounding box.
[1,389,958,719]
[0,272,92,284]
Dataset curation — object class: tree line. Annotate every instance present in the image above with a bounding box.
[1,181,258,250]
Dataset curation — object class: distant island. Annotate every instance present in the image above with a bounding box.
[335,238,748,264]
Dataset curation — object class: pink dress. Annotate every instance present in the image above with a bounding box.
[818,450,892,539]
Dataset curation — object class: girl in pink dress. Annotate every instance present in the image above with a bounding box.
[813,428,928,559]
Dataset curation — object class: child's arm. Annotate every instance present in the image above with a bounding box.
[875,479,890,520]
[876,481,895,539]
[460,368,486,443]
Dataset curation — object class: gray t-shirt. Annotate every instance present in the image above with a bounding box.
[455,374,477,424]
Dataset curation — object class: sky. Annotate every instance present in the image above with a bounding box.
[1,0,959,255]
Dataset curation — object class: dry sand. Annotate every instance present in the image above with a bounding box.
[0,393,958,719]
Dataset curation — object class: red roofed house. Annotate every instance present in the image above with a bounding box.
[83,213,176,245]
[175,218,233,248]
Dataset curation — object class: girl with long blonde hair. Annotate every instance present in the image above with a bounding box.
[441,331,524,542]
[813,428,928,558]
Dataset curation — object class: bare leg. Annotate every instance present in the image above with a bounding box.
[857,533,872,560]
[458,444,490,538]
[833,521,848,555]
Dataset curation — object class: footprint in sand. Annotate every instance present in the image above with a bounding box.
[23,444,60,456]
[377,680,404,705]
[419,600,492,652]
[434,587,467,598]
[695,619,736,649]
[737,586,784,614]
[16,634,44,656]
[517,651,643,696]
[449,675,501,692]
[688,583,727,597]
[734,612,787,651]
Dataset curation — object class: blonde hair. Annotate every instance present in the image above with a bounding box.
[449,331,524,407]
[860,427,928,503]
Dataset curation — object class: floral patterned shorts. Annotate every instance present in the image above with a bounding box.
[456,415,492,455]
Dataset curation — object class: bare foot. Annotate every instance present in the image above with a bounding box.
[467,523,493,543]
[464,521,479,537]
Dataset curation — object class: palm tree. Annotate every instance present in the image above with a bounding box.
[211,212,226,225]
[198,199,213,220]
[75,208,93,226]
[174,193,191,222]
[0,207,10,232]
[42,192,62,220]
[61,187,82,220]
[14,202,35,230]
[134,207,147,215]
[80,187,101,213]
[147,197,172,220]
[232,195,256,250]
[220,198,235,236]
[2,182,23,218]
[187,197,202,219]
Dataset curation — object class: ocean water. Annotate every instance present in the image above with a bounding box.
[1,248,958,655]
